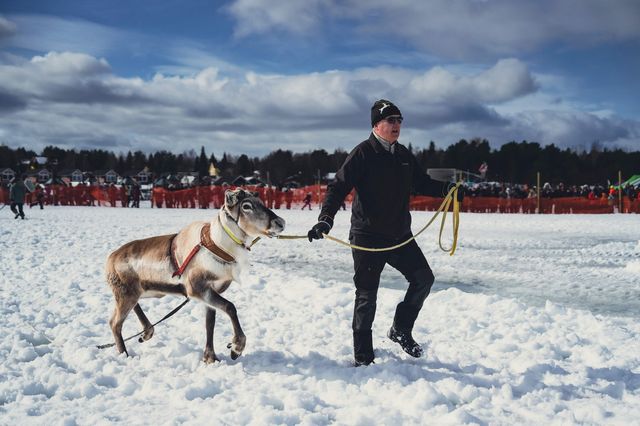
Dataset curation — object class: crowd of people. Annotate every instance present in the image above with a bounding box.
[1,179,145,212]
[466,181,639,201]
[3,176,639,217]
[149,184,300,209]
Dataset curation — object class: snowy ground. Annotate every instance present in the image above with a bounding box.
[1,204,639,425]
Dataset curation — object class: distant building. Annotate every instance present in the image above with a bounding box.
[25,168,52,183]
[59,169,85,183]
[136,168,153,184]
[92,169,119,184]
[1,168,16,183]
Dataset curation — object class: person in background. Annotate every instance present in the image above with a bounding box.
[274,186,283,209]
[29,185,45,209]
[9,175,30,220]
[108,183,118,207]
[130,184,141,208]
[284,187,293,209]
[301,192,313,210]
[120,184,129,207]
[307,99,464,366]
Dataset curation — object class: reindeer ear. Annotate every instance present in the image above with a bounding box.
[225,189,244,207]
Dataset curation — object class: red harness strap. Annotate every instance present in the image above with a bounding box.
[172,243,201,278]
[170,224,237,278]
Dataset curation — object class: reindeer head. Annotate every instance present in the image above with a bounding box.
[224,189,285,238]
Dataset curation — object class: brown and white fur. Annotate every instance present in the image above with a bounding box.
[105,189,285,363]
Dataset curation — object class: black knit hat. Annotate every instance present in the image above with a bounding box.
[371,99,402,127]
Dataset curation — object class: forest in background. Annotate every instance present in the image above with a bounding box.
[2,138,639,186]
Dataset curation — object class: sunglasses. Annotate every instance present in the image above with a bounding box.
[384,117,403,124]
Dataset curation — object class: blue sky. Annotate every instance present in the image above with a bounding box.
[1,0,639,157]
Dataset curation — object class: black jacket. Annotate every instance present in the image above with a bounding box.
[319,133,448,239]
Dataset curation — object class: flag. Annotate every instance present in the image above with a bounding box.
[479,162,488,177]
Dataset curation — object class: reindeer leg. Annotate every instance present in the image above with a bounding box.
[203,308,220,363]
[141,282,187,297]
[109,297,138,356]
[134,282,187,343]
[202,289,246,360]
[133,304,154,342]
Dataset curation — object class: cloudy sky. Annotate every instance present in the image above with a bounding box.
[1,0,639,157]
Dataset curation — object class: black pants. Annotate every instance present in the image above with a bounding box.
[10,203,25,219]
[350,234,434,362]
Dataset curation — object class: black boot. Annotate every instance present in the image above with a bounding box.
[354,357,375,367]
[353,331,374,366]
[387,326,423,358]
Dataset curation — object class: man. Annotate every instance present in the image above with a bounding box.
[9,176,30,220]
[308,99,463,366]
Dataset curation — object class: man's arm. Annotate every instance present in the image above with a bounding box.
[410,154,450,198]
[308,147,361,240]
[318,147,361,222]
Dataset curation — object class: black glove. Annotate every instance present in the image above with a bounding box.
[456,185,465,202]
[308,217,333,242]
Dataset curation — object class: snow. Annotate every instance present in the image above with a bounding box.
[1,205,639,425]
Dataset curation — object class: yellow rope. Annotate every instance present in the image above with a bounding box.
[276,182,462,255]
[220,215,262,249]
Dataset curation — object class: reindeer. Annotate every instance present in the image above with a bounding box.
[105,189,285,363]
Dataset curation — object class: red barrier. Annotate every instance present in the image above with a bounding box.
[3,183,638,214]
[457,196,620,214]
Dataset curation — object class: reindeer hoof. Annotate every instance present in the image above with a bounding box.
[226,335,246,360]
[137,327,155,343]
[203,349,220,364]
[227,342,244,360]
[142,326,154,342]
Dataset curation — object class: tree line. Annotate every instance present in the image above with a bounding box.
[1,139,638,186]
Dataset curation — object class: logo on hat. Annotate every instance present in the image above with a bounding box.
[378,102,391,114]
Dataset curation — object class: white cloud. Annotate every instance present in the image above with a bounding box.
[404,59,537,105]
[0,16,17,40]
[158,43,245,77]
[30,51,111,75]
[225,0,326,37]
[6,14,132,57]
[227,0,640,59]
[0,51,637,155]
[512,110,634,147]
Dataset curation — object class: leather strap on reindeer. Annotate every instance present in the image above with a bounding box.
[171,223,236,278]
[200,223,236,262]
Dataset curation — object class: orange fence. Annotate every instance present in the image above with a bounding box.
[2,185,639,213]
[428,196,640,214]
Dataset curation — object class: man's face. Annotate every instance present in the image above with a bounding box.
[374,115,402,142]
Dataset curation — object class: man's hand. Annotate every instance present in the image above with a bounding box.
[308,219,332,242]
[456,185,465,202]
[447,183,465,202]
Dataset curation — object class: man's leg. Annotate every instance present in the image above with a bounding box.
[386,240,434,357]
[351,237,386,365]
[388,239,433,331]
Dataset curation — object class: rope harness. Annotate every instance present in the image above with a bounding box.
[277,181,463,255]
[96,298,190,350]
